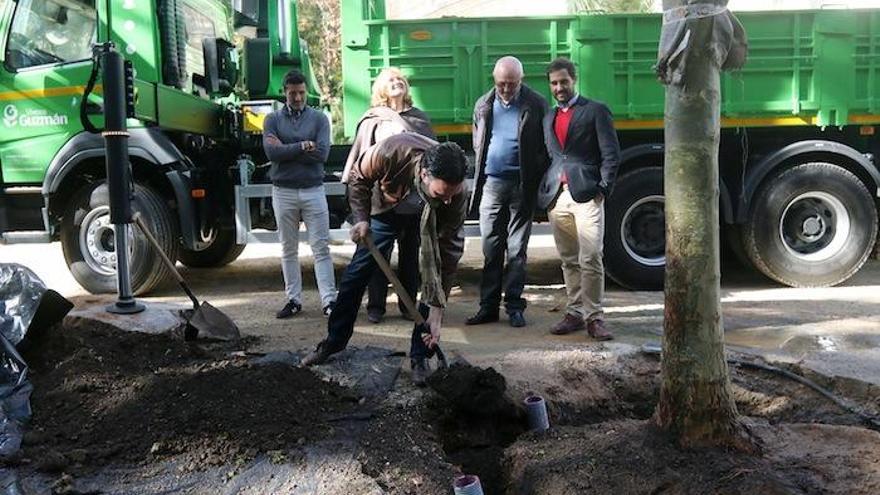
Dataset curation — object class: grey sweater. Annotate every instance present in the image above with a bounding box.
[262,105,330,189]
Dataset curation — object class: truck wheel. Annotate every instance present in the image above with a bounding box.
[61,183,179,295]
[743,162,878,287]
[177,226,245,268]
[723,223,757,271]
[605,167,665,290]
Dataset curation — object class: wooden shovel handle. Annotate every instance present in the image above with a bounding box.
[133,213,201,310]
[133,213,184,284]
[363,235,425,325]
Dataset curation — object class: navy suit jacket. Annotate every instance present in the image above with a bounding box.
[537,96,621,210]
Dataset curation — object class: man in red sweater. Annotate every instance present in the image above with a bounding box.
[537,58,621,339]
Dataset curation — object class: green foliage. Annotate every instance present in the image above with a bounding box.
[297,0,346,142]
[569,0,655,13]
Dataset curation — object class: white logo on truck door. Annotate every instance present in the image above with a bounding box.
[2,104,68,128]
[3,105,18,127]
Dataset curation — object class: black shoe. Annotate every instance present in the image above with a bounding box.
[301,341,333,366]
[322,301,336,317]
[465,308,499,326]
[411,358,430,387]
[276,300,302,319]
[367,308,383,324]
[509,310,526,328]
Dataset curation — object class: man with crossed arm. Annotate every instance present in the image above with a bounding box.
[263,70,337,319]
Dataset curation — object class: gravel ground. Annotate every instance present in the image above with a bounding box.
[2,239,880,382]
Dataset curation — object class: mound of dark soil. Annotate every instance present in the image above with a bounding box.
[17,323,359,474]
[359,396,456,495]
[506,419,880,494]
[503,352,880,494]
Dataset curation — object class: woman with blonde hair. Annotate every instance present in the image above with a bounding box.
[342,67,435,324]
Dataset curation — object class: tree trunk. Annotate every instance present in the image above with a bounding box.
[654,0,753,450]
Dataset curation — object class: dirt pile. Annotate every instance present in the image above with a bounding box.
[500,351,880,494]
[426,363,521,418]
[506,419,880,494]
[359,391,456,495]
[425,363,526,493]
[16,322,360,474]
[10,324,880,495]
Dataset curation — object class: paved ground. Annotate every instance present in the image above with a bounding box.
[2,236,879,384]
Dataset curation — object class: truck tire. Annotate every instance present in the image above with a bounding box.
[723,223,757,272]
[61,183,179,295]
[177,227,245,268]
[743,162,878,287]
[605,167,665,290]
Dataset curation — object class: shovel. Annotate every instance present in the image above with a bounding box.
[133,213,240,342]
[363,235,447,368]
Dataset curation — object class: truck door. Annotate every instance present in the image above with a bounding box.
[0,0,97,188]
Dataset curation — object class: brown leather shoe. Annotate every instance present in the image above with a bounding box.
[550,313,586,335]
[587,319,614,341]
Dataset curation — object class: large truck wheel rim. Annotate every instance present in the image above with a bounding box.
[779,191,849,262]
[621,194,666,267]
[78,207,135,278]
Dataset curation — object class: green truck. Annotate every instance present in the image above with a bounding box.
[0,0,330,293]
[342,2,880,290]
[0,0,878,294]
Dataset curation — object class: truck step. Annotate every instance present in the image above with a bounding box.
[1,231,52,244]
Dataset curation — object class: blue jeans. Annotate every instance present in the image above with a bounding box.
[366,214,420,316]
[324,211,430,360]
[478,176,534,313]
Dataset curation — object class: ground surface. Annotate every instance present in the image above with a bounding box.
[2,239,879,384]
[1,240,879,493]
[17,323,360,476]
[507,420,880,494]
[5,319,880,494]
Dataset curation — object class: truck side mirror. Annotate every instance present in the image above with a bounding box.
[243,38,271,97]
[201,38,235,97]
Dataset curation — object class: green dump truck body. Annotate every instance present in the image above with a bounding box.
[341,2,880,290]
[342,7,880,136]
[1,0,878,294]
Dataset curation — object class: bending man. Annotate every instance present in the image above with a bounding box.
[302,133,468,386]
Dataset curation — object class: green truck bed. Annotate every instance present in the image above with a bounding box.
[342,6,880,136]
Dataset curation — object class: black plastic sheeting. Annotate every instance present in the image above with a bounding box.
[0,264,72,495]
[0,265,46,346]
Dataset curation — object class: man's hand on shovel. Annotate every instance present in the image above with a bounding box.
[362,234,446,361]
[422,305,443,348]
[350,221,370,243]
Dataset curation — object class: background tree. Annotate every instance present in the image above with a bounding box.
[297,0,344,142]
[654,0,751,449]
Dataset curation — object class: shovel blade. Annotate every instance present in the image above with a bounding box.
[188,302,240,341]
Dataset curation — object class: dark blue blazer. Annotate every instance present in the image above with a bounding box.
[538,96,621,210]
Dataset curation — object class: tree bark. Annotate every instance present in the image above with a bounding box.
[654,0,753,450]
